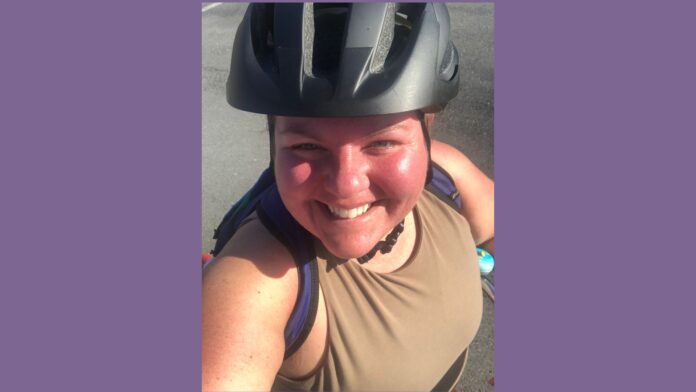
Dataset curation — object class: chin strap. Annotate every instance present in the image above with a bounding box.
[418,112,433,185]
[356,219,406,264]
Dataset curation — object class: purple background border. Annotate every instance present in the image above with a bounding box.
[2,1,695,391]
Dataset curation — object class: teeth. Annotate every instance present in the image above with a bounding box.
[327,203,371,219]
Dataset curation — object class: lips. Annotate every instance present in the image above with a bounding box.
[326,203,372,219]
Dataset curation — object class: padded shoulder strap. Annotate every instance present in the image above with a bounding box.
[425,161,462,211]
[209,168,319,358]
[211,167,276,256]
[257,185,319,359]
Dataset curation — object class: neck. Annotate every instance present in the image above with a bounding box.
[356,211,418,273]
[356,220,404,264]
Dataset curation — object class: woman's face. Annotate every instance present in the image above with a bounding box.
[273,113,429,259]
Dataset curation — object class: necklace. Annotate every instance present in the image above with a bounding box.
[356,220,406,264]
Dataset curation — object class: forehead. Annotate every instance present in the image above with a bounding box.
[275,113,421,137]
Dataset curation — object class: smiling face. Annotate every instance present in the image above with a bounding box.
[273,113,429,259]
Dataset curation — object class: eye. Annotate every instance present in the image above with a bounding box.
[291,143,321,151]
[368,140,397,149]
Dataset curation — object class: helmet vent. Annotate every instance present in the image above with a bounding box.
[369,3,396,73]
[301,4,314,77]
[439,40,459,81]
[311,4,350,79]
[383,3,425,69]
[250,4,277,71]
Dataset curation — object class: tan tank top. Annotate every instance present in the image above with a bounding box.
[273,191,483,391]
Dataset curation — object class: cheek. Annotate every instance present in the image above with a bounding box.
[375,149,429,194]
[274,153,317,199]
[396,153,423,176]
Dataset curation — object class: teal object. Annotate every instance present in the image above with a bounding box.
[477,248,495,275]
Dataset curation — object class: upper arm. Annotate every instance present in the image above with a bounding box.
[202,220,298,391]
[431,140,494,245]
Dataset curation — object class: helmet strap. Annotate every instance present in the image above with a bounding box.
[267,115,276,169]
[419,112,434,185]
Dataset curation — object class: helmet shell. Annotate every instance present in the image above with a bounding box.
[226,3,460,117]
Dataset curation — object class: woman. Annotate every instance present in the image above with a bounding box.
[203,3,494,391]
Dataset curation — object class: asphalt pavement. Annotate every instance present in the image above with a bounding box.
[202,3,494,391]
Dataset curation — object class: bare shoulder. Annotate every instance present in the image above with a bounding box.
[202,218,298,390]
[430,140,495,244]
[204,217,299,289]
[431,140,492,185]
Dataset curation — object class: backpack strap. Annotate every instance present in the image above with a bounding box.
[210,168,319,359]
[256,186,319,359]
[211,167,276,256]
[427,162,495,300]
[425,161,462,211]
[431,349,468,391]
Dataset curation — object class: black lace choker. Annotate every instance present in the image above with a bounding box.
[356,220,406,264]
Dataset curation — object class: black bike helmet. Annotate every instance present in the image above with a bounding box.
[226,3,459,117]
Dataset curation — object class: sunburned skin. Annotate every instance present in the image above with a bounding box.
[273,112,429,261]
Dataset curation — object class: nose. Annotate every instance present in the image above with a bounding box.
[324,147,370,198]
